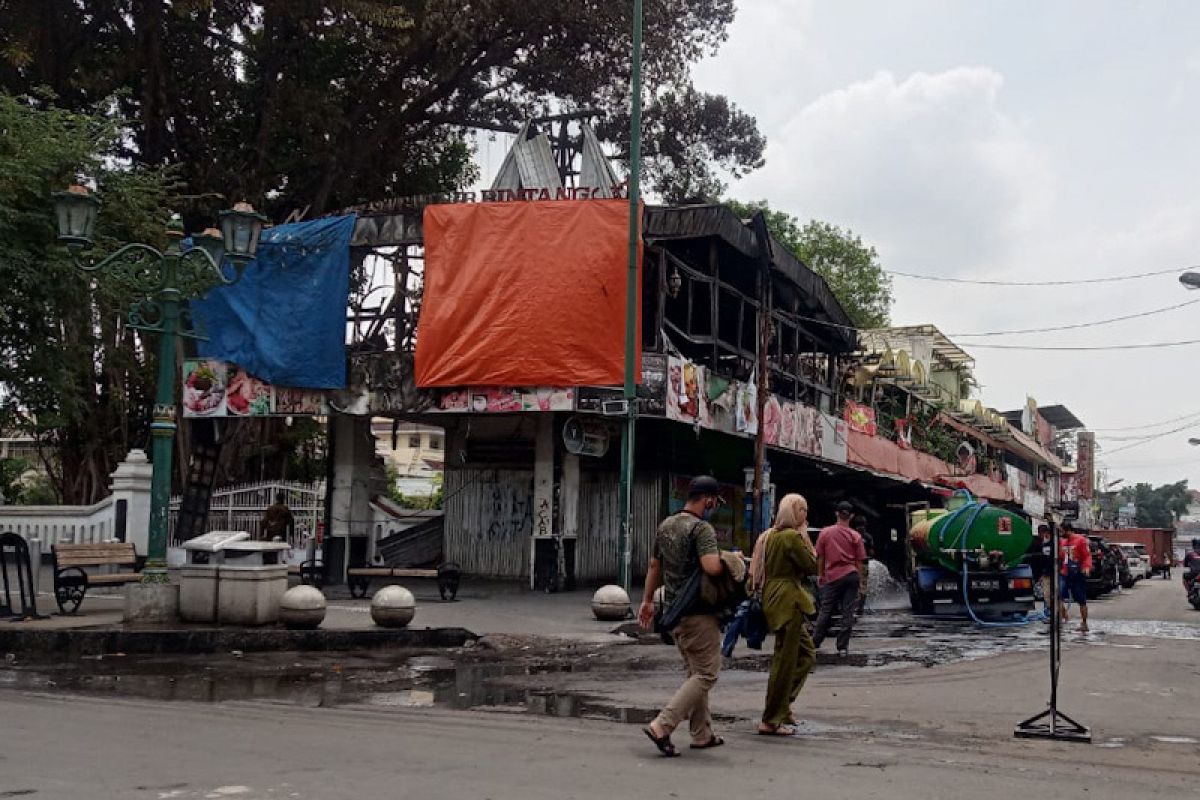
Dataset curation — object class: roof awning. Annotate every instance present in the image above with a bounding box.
[644,204,857,352]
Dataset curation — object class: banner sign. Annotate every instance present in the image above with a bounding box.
[182,359,328,418]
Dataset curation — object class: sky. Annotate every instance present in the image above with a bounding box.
[473,1,1200,489]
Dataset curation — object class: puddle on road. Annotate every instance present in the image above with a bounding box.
[0,651,659,725]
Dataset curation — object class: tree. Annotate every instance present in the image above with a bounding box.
[1121,480,1190,529]
[725,200,894,328]
[0,94,173,503]
[1,1,763,219]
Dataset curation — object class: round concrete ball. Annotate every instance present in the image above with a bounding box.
[591,584,631,621]
[279,585,327,630]
[371,585,416,628]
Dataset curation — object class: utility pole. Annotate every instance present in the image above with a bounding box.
[616,0,643,590]
[750,212,773,541]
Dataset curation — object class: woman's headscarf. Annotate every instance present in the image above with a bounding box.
[750,493,810,590]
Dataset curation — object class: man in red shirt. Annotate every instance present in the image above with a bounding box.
[812,501,868,657]
[1059,521,1093,633]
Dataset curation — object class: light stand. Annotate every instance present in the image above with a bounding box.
[1014,517,1091,742]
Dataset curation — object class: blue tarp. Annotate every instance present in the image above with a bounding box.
[191,215,355,389]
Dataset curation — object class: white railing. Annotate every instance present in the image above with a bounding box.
[169,480,325,548]
[0,497,115,549]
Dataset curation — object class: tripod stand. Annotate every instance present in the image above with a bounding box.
[1015,519,1090,742]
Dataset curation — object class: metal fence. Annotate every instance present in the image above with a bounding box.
[168,481,324,548]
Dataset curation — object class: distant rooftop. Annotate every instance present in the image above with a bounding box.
[1002,404,1086,431]
[858,324,975,369]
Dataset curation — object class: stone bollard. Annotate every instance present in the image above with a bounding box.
[279,585,327,630]
[591,584,632,621]
[371,585,416,628]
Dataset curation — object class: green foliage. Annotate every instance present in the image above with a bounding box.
[385,464,443,510]
[1120,480,1190,529]
[0,94,174,503]
[724,200,894,328]
[1,1,760,217]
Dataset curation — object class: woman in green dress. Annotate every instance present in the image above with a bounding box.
[752,493,818,735]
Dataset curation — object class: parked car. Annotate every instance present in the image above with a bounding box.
[1107,543,1135,589]
[1115,543,1150,581]
[1086,535,1119,598]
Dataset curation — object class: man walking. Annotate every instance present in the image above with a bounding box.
[1027,524,1054,618]
[638,476,727,757]
[1059,521,1092,634]
[850,514,874,615]
[812,501,867,657]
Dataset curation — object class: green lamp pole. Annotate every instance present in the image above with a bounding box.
[53,186,266,581]
[616,0,644,591]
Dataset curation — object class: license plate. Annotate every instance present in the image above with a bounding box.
[970,580,999,590]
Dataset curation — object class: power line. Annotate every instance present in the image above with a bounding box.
[1091,410,1200,433]
[887,266,1185,286]
[966,339,1200,351]
[1102,422,1200,455]
[949,298,1200,337]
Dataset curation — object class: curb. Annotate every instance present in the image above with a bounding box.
[0,626,478,660]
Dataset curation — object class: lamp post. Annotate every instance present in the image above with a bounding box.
[53,185,266,582]
[1179,271,1200,290]
[616,0,644,591]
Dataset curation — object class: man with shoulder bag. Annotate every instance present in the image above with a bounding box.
[638,475,728,757]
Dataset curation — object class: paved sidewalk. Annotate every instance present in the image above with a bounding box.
[7,576,643,643]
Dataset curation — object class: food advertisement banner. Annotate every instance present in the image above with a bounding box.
[432,387,576,413]
[662,355,848,466]
[183,359,329,418]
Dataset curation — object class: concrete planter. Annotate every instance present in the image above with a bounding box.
[123,582,180,625]
[179,565,220,623]
[371,585,416,628]
[217,565,288,625]
[279,585,327,630]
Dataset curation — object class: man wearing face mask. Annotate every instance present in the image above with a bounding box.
[639,475,727,757]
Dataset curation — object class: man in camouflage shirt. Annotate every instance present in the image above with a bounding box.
[638,475,726,756]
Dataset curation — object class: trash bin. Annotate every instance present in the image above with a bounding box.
[217,541,291,625]
[178,531,250,623]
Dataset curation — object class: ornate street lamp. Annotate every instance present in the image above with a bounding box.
[53,186,266,583]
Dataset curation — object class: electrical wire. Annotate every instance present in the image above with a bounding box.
[1100,422,1200,455]
[948,298,1200,337]
[966,339,1200,351]
[1090,410,1200,432]
[887,266,1185,286]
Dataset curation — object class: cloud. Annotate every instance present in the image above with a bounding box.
[734,67,1056,278]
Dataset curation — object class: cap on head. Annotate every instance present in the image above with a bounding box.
[835,500,854,517]
[687,475,722,501]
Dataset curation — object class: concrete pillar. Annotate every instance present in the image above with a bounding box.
[328,415,388,582]
[110,449,153,556]
[531,415,554,588]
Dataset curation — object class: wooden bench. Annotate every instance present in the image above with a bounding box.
[52,542,141,613]
[346,563,461,601]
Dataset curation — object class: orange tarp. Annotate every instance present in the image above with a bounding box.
[415,200,641,388]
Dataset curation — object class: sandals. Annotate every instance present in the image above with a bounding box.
[643,726,680,758]
[690,735,725,749]
[757,723,797,736]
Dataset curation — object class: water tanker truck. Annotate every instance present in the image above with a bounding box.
[907,494,1036,617]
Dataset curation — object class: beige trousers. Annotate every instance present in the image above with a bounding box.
[654,614,721,743]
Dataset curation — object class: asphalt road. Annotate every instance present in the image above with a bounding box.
[2,576,1197,799]
[2,688,1193,800]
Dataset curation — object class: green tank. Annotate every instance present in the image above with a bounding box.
[910,502,1032,574]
